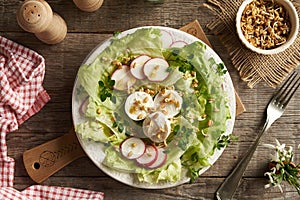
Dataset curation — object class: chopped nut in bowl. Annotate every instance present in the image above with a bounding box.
[236,0,299,54]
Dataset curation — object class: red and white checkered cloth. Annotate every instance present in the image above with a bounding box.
[0,36,104,199]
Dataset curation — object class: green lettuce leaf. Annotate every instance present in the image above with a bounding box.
[75,121,112,143]
[77,28,164,101]
[137,159,182,183]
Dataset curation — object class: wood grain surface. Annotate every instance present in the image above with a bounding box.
[1,0,300,199]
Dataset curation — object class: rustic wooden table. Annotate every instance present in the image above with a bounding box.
[1,0,300,199]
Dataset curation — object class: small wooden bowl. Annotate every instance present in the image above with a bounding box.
[236,0,299,55]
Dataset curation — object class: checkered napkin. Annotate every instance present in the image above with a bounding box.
[0,36,104,200]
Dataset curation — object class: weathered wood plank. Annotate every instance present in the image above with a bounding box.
[1,0,214,33]
[13,177,299,199]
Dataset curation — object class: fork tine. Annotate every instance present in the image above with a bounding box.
[283,73,300,106]
[272,71,296,101]
[273,71,300,108]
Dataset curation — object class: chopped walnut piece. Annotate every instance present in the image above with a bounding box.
[240,0,290,50]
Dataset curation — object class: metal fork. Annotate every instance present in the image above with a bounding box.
[216,71,300,200]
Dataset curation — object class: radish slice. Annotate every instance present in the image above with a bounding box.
[136,145,158,167]
[154,90,183,118]
[160,30,173,48]
[120,137,146,160]
[130,55,151,80]
[170,40,188,48]
[111,65,136,90]
[142,112,171,143]
[147,148,167,169]
[124,91,154,121]
[79,97,89,116]
[143,58,170,82]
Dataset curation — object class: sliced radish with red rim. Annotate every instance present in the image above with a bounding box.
[170,40,188,48]
[147,148,167,169]
[130,55,151,80]
[79,97,89,116]
[160,30,173,48]
[136,145,158,167]
[120,137,146,160]
[111,65,136,91]
[143,58,170,82]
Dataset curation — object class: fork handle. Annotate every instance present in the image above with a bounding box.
[216,118,272,200]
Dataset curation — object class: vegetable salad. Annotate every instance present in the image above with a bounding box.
[75,27,231,184]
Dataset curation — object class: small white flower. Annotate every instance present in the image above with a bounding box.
[276,143,286,152]
[276,163,281,171]
[264,171,274,183]
[263,143,276,149]
[264,139,300,194]
[277,184,283,193]
[269,154,278,162]
[264,183,271,189]
[275,139,281,147]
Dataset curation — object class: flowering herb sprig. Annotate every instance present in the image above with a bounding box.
[263,139,300,194]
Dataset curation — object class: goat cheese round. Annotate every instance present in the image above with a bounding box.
[154,89,182,118]
[142,112,171,143]
[125,91,154,121]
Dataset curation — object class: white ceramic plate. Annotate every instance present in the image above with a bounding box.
[72,26,236,189]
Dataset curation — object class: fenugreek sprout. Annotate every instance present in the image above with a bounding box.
[240,0,291,49]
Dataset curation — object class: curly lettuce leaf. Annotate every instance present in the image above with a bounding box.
[77,28,164,102]
[76,121,112,143]
[137,159,182,183]
[164,41,231,178]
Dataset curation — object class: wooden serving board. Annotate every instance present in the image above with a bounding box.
[23,20,246,183]
[23,128,85,183]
